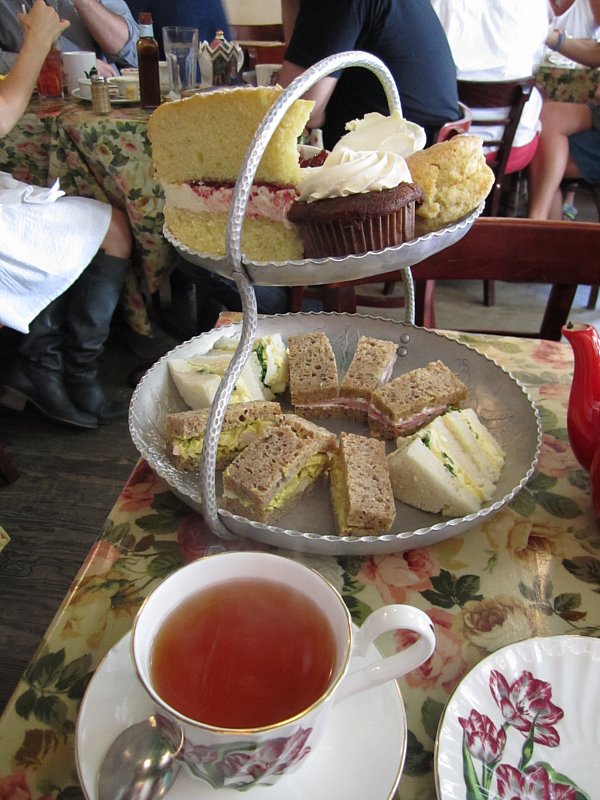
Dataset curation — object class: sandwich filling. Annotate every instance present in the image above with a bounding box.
[163,181,298,228]
[368,403,451,437]
[172,419,277,464]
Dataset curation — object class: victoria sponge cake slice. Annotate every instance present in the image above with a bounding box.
[148,86,314,262]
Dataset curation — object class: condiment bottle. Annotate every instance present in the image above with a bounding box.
[90,73,111,114]
[137,11,161,109]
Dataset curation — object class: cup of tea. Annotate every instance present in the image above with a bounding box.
[132,552,435,790]
[255,62,282,87]
[62,50,96,95]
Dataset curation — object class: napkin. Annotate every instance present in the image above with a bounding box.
[0,172,65,204]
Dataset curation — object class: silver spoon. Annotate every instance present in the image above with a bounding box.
[97,716,183,800]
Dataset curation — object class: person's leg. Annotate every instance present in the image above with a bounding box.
[528,101,591,220]
[63,207,133,422]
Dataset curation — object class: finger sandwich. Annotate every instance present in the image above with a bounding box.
[330,432,396,536]
[165,400,283,471]
[287,331,339,417]
[339,336,398,420]
[368,360,468,439]
[221,415,337,523]
[387,408,505,517]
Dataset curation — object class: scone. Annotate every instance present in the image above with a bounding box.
[406,135,494,233]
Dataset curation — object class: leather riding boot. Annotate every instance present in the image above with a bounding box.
[63,252,130,423]
[0,296,98,429]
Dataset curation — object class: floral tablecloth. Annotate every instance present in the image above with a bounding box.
[535,60,599,103]
[1,331,598,800]
[0,97,176,335]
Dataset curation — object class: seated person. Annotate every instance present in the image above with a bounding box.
[0,0,133,429]
[548,0,600,39]
[431,0,549,174]
[528,30,600,218]
[0,0,139,77]
[278,0,461,150]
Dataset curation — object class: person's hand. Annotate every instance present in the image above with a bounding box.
[18,0,70,52]
[94,59,118,78]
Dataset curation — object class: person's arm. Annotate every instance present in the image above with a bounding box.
[588,0,600,24]
[546,28,600,66]
[71,0,130,56]
[278,60,337,129]
[0,0,69,137]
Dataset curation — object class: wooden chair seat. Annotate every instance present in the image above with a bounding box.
[290,216,600,341]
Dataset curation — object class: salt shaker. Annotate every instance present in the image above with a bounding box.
[91,74,111,114]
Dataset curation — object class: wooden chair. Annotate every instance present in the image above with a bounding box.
[290,217,600,342]
[457,78,536,307]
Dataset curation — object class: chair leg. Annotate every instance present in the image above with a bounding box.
[0,444,19,484]
[587,285,599,310]
[289,287,306,313]
[416,279,437,328]
[483,279,496,306]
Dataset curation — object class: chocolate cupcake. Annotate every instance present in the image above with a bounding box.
[287,146,424,259]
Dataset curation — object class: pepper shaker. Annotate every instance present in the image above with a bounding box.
[91,74,111,114]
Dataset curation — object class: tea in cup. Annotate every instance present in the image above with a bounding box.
[109,75,140,101]
[132,552,435,790]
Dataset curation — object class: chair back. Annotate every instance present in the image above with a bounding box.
[457,78,535,216]
[435,101,472,143]
[229,24,285,42]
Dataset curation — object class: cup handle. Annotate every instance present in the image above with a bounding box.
[335,605,435,704]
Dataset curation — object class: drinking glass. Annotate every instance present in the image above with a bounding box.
[162,26,199,98]
[36,45,63,99]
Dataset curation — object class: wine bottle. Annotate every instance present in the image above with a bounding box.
[137,11,161,109]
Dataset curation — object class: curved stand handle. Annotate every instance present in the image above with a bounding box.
[335,605,435,704]
[200,51,416,539]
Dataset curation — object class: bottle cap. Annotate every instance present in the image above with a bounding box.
[138,11,153,24]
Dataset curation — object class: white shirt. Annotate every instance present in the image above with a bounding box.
[431,0,550,147]
[551,0,600,39]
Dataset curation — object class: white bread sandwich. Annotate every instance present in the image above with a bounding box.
[339,336,398,420]
[148,86,314,262]
[368,360,468,439]
[168,334,289,410]
[330,432,396,536]
[165,401,283,471]
[387,409,505,517]
[287,331,339,418]
[221,414,337,524]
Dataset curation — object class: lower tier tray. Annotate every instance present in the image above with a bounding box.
[129,313,541,556]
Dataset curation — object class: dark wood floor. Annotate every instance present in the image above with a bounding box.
[0,332,142,714]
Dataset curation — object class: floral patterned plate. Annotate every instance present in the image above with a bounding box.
[435,635,600,800]
[76,632,406,800]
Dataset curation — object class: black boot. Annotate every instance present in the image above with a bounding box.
[0,296,98,429]
[63,252,130,424]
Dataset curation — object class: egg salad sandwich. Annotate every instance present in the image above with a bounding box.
[368,360,468,439]
[330,432,396,537]
[287,331,339,417]
[221,414,337,524]
[338,336,398,420]
[165,400,283,471]
[168,334,289,410]
[387,408,505,517]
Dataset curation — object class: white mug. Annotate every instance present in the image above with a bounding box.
[132,552,435,790]
[255,62,282,86]
[62,51,96,95]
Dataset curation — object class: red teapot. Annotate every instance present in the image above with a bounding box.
[562,323,600,516]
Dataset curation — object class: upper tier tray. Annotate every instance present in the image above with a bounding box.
[165,202,484,287]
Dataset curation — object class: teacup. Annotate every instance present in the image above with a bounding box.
[109,75,140,101]
[132,551,435,790]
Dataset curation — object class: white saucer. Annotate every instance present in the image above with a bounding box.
[76,632,407,800]
[71,88,139,105]
[435,635,600,800]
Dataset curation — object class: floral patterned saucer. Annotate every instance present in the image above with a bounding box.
[435,635,600,800]
[76,633,406,799]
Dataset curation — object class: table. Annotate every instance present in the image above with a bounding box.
[0,97,177,335]
[0,330,597,800]
[535,58,600,102]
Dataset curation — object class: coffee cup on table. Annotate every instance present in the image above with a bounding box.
[255,62,282,86]
[62,51,96,95]
[131,551,435,790]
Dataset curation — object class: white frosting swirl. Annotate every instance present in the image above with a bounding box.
[332,111,426,159]
[297,147,412,202]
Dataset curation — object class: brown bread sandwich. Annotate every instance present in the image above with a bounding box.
[338,336,398,420]
[368,360,468,440]
[221,415,337,524]
[287,331,339,418]
[165,401,283,471]
[329,432,396,537]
